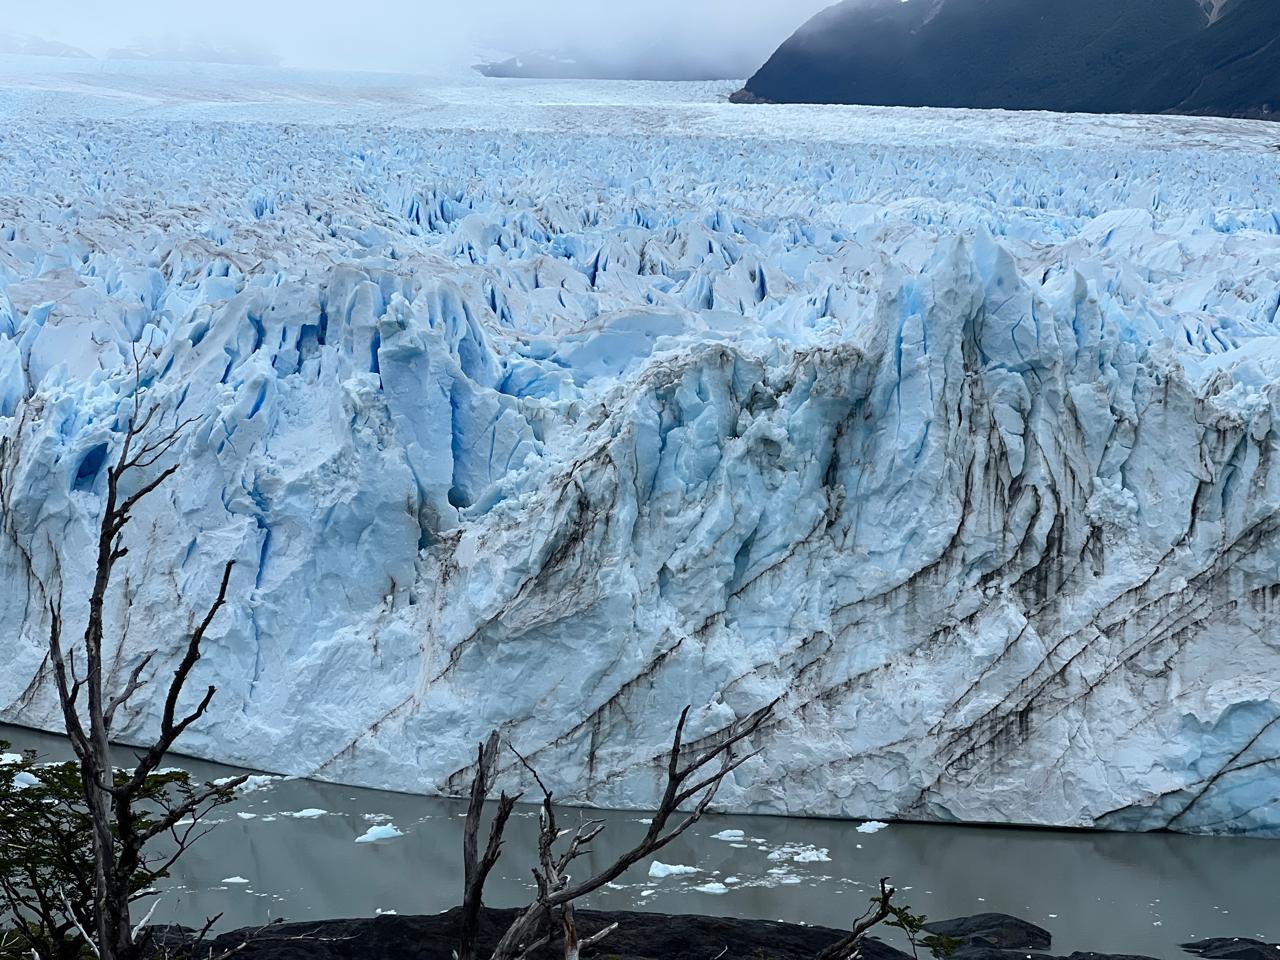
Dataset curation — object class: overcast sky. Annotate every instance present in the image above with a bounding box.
[5,1,837,76]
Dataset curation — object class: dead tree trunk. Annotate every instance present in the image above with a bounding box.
[460,701,775,960]
[38,356,245,960]
[459,732,518,960]
[816,878,899,960]
[525,792,616,960]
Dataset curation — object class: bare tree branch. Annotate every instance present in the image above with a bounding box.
[816,878,898,960]
[44,601,90,757]
[576,919,618,957]
[463,701,777,960]
[58,891,99,959]
[123,560,235,795]
[137,777,247,846]
[127,897,162,942]
[102,654,154,731]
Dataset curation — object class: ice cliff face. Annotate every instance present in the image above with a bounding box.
[2,67,1280,835]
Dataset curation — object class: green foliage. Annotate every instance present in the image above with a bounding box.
[0,744,94,960]
[884,902,957,960]
[0,741,238,960]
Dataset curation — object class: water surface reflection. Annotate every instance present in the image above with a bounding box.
[3,725,1274,957]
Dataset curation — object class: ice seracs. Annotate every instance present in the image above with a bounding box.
[1,63,1280,836]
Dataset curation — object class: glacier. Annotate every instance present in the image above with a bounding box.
[2,60,1280,835]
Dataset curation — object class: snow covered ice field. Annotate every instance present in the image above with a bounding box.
[3,57,1280,835]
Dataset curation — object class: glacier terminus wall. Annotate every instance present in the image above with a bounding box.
[2,65,1280,835]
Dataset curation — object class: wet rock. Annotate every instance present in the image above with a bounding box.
[192,910,1186,960]
[1182,939,1280,960]
[924,914,1052,951]
[207,908,912,960]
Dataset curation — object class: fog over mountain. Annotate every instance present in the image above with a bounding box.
[2,0,833,77]
[0,31,92,58]
[104,39,281,67]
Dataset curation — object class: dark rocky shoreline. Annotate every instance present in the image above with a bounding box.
[182,908,1279,960]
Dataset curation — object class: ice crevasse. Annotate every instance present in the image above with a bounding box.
[2,109,1280,836]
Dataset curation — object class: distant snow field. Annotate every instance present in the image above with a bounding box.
[2,59,1280,836]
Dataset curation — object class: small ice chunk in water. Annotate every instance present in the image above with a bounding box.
[288,808,329,819]
[694,882,729,895]
[857,821,889,834]
[356,824,405,844]
[216,775,281,793]
[648,861,698,878]
[793,847,830,863]
[711,829,746,841]
[222,876,250,884]
[767,844,831,863]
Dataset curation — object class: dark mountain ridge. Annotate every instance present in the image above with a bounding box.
[739,0,1280,120]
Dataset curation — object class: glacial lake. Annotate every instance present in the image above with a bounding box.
[3,724,1276,959]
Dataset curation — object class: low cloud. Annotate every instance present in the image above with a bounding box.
[5,0,836,77]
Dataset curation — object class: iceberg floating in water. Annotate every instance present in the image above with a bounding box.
[1,63,1280,836]
[286,809,329,820]
[355,824,405,844]
[649,862,700,879]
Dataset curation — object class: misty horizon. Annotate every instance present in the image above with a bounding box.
[3,0,838,77]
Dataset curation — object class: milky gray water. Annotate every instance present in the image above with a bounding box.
[3,725,1275,959]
